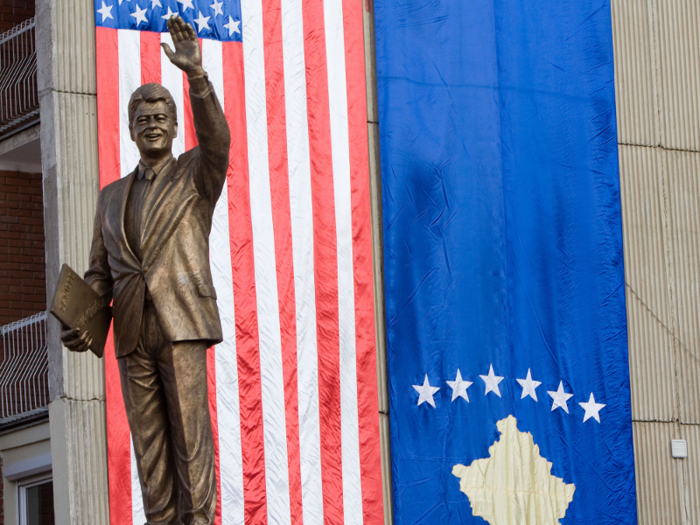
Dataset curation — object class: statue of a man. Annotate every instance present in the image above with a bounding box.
[61,16,229,525]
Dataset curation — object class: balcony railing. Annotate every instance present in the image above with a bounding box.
[0,312,49,422]
[0,18,39,141]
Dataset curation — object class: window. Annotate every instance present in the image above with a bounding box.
[18,475,54,525]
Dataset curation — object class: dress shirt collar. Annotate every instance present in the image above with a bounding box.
[137,155,175,181]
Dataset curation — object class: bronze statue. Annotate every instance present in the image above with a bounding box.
[61,16,229,525]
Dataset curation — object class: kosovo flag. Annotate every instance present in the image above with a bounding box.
[375,1,637,524]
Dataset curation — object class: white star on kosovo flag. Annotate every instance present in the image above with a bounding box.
[177,0,194,11]
[516,368,541,401]
[579,393,606,423]
[194,11,210,32]
[446,369,473,402]
[224,16,241,36]
[97,1,113,21]
[131,4,149,26]
[548,381,574,413]
[161,6,176,19]
[413,375,440,408]
[210,0,224,16]
[480,364,504,397]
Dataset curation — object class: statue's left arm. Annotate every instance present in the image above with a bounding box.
[162,15,231,204]
[188,74,230,204]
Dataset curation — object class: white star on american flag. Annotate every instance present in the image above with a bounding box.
[224,16,240,36]
[210,0,223,16]
[194,11,211,33]
[161,6,176,19]
[131,4,149,26]
[151,0,162,7]
[97,0,114,21]
[177,0,194,11]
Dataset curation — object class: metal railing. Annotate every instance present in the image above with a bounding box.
[0,312,49,421]
[0,18,39,141]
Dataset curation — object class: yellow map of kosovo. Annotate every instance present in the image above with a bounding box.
[452,416,575,525]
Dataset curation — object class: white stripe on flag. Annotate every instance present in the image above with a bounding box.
[118,29,141,178]
[240,0,293,522]
[323,0,364,521]
[161,33,186,158]
[118,29,147,525]
[203,38,246,525]
[279,0,324,522]
[130,437,146,524]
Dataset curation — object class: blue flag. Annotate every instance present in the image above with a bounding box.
[375,1,637,524]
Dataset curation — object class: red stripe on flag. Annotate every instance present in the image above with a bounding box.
[96,26,132,525]
[301,2,345,523]
[261,0,304,523]
[341,0,384,521]
[223,41,269,524]
[207,349,223,525]
[96,27,121,188]
[140,31,162,85]
[183,73,197,150]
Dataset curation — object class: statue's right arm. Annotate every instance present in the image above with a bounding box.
[84,192,114,298]
[61,194,112,353]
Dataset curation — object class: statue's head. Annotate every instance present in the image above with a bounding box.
[128,83,178,161]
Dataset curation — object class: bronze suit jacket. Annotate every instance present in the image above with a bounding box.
[84,82,231,358]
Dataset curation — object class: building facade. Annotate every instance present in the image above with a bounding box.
[0,0,697,523]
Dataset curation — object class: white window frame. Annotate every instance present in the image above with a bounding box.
[17,473,53,525]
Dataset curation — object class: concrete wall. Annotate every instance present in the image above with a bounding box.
[612,0,700,521]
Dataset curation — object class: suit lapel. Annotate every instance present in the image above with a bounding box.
[120,168,140,262]
[139,158,197,270]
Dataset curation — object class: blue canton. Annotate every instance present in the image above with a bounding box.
[94,0,242,42]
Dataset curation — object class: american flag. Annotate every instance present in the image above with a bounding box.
[93,0,383,523]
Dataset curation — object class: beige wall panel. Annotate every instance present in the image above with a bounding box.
[611,0,660,147]
[653,0,700,151]
[53,93,100,274]
[681,424,699,521]
[41,91,104,403]
[49,398,109,524]
[678,347,700,424]
[663,149,700,424]
[633,421,684,524]
[36,0,97,95]
[619,145,671,327]
[626,288,677,421]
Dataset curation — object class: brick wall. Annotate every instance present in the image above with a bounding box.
[0,0,34,33]
[0,171,45,326]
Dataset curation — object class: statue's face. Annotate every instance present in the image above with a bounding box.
[130,100,177,159]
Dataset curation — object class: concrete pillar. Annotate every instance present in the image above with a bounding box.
[362,1,393,523]
[36,0,110,522]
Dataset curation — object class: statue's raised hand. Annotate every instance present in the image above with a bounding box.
[161,16,204,77]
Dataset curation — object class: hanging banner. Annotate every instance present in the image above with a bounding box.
[93,0,384,522]
[375,0,637,523]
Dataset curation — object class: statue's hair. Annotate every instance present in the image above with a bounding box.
[128,83,178,127]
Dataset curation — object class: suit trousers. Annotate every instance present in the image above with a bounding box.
[118,300,217,525]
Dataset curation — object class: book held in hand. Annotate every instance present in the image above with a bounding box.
[49,264,112,358]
